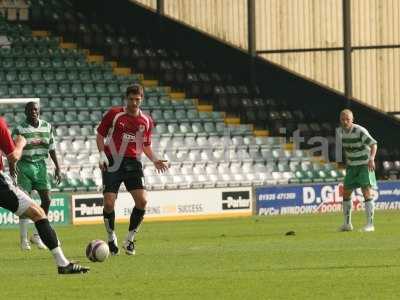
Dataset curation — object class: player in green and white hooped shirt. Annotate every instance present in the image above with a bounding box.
[11,102,62,250]
[338,109,378,232]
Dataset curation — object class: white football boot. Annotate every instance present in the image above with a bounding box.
[30,234,47,249]
[122,240,136,255]
[20,238,31,251]
[360,224,375,232]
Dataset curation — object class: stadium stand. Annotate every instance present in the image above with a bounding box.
[2,0,396,193]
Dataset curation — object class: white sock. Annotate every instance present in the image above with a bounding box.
[365,201,375,226]
[19,218,29,240]
[126,230,136,242]
[104,219,117,242]
[343,200,352,225]
[51,247,69,267]
[107,231,117,243]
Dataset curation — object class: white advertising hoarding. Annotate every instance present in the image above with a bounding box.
[72,187,253,224]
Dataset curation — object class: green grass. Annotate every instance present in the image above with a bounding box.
[1,211,400,299]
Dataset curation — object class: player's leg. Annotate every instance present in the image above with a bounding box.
[19,217,31,250]
[358,165,377,232]
[16,160,33,250]
[123,187,147,255]
[122,160,146,255]
[22,204,67,265]
[0,174,89,274]
[102,163,123,255]
[29,190,51,249]
[339,166,356,231]
[361,186,375,232]
[29,160,53,249]
[339,187,354,231]
[103,192,119,255]
[37,190,51,214]
[22,203,89,273]
[34,161,52,215]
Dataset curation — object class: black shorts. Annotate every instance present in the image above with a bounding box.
[102,156,145,194]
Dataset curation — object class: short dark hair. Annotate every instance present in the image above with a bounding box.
[25,101,38,112]
[126,84,144,97]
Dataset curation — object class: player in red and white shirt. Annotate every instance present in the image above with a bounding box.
[96,83,169,255]
[0,117,88,274]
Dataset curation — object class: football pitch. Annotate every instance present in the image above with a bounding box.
[1,211,400,299]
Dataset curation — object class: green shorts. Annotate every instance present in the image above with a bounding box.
[344,165,377,190]
[17,159,50,193]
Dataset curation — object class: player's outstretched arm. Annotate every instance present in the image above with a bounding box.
[8,135,27,185]
[8,135,26,164]
[143,146,169,173]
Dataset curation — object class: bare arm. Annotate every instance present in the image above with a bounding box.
[49,150,62,184]
[96,133,109,171]
[143,145,158,163]
[368,144,377,171]
[7,135,26,164]
[369,144,377,160]
[143,145,169,173]
[49,150,60,170]
[7,135,26,182]
[96,133,105,152]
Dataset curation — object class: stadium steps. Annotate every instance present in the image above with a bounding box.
[142,79,159,87]
[87,55,104,63]
[44,31,259,139]
[224,117,241,125]
[0,15,346,188]
[59,42,77,49]
[197,104,212,112]
[31,30,50,37]
[113,67,131,76]
[23,1,260,131]
[253,130,269,137]
[169,92,185,99]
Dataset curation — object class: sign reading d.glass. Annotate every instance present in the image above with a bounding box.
[222,191,250,210]
[74,197,103,218]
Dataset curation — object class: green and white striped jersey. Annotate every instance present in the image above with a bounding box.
[338,123,377,166]
[12,119,55,162]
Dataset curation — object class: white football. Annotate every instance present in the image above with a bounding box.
[86,239,110,262]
